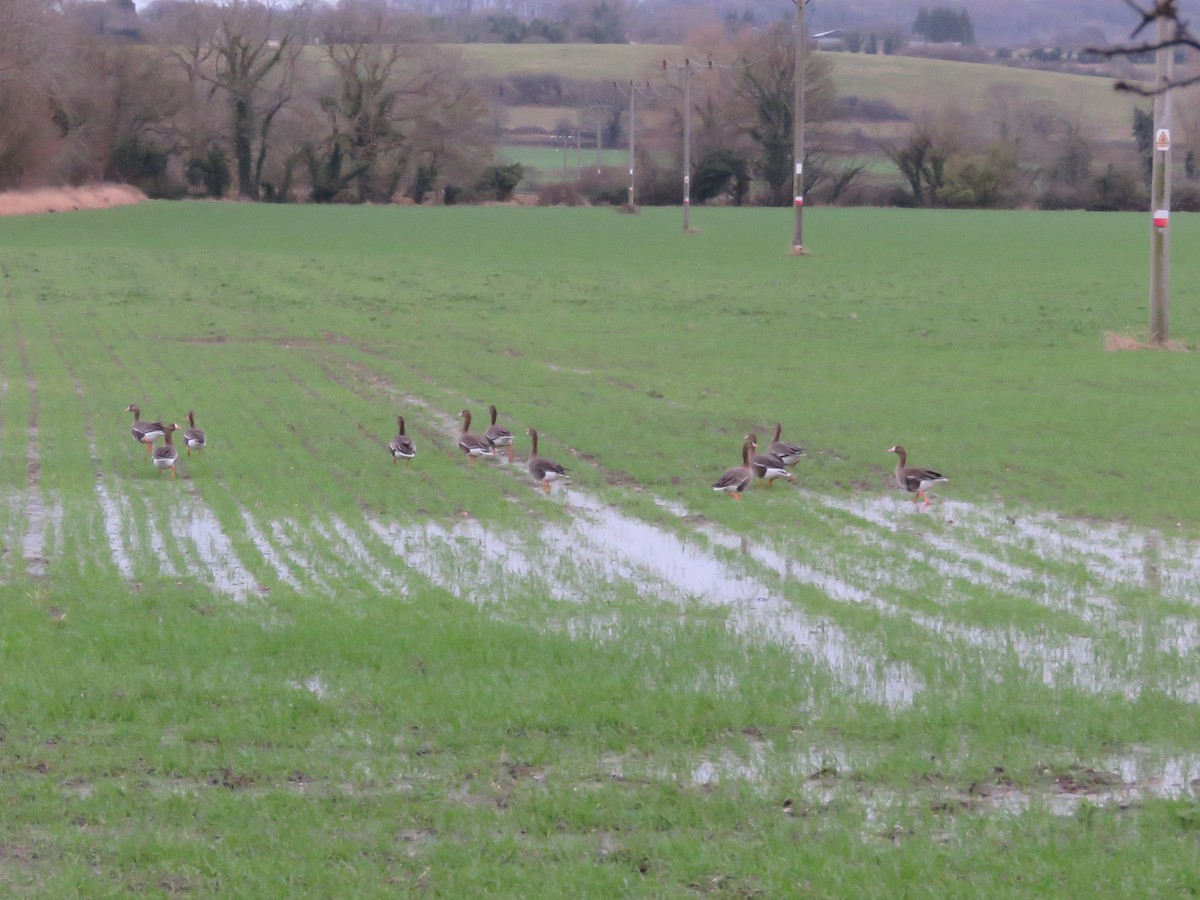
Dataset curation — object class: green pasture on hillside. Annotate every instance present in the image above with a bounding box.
[463,43,1148,143]
[1,203,1200,896]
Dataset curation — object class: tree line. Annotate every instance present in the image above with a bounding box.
[0,0,507,203]
[0,0,1165,211]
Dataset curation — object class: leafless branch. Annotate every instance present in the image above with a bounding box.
[1085,0,1198,94]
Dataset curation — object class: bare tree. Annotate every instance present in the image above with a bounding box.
[311,1,435,202]
[1088,0,1200,93]
[403,53,495,199]
[882,113,961,207]
[683,22,833,206]
[168,0,306,199]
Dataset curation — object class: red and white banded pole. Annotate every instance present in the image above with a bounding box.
[1149,14,1173,345]
[792,0,808,255]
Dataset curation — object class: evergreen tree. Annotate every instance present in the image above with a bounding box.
[913,6,974,44]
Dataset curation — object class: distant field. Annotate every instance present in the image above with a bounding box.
[3,203,1200,894]
[499,145,629,179]
[828,53,1146,141]
[462,43,1147,143]
[476,43,1150,193]
[459,41,676,81]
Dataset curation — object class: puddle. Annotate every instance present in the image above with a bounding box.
[178,496,256,602]
[310,516,398,595]
[19,489,59,578]
[366,491,922,708]
[825,493,1200,605]
[289,674,331,700]
[239,508,303,591]
[679,740,1200,819]
[95,480,136,579]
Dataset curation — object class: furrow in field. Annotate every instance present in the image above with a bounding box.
[10,316,50,579]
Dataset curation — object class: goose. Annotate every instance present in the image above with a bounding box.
[183,410,206,456]
[888,444,947,506]
[152,423,181,478]
[388,415,416,465]
[768,422,806,466]
[746,433,795,488]
[485,404,515,462]
[125,404,165,452]
[712,439,755,500]
[457,409,495,464]
[525,428,569,493]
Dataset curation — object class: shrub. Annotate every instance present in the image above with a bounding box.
[475,162,525,201]
[109,138,169,195]
[185,149,232,199]
[1083,164,1144,211]
[537,182,584,206]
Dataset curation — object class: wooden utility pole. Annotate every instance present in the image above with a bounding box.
[792,0,808,254]
[627,83,637,209]
[682,59,693,232]
[663,57,703,233]
[1149,14,1173,345]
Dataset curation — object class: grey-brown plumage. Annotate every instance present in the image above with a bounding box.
[125,404,165,452]
[888,444,947,506]
[485,404,515,462]
[526,428,569,493]
[388,415,416,465]
[457,410,495,464]
[768,422,806,466]
[712,439,755,499]
[745,433,795,488]
[152,423,180,478]
[184,410,206,456]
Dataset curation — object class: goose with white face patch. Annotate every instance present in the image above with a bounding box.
[888,444,947,506]
[746,433,796,488]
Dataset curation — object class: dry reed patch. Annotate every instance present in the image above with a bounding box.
[1104,331,1191,352]
[0,183,146,217]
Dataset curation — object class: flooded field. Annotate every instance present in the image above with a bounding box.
[6,204,1200,893]
[8,449,1200,729]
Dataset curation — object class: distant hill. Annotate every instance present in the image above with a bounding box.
[646,0,1200,47]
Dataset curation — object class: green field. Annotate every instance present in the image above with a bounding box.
[499,145,630,180]
[465,43,1147,141]
[2,202,1200,895]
